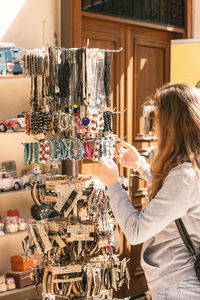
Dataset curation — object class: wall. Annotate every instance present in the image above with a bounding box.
[0,0,61,278]
[171,39,200,85]
[192,0,200,38]
[0,0,61,49]
[0,0,61,171]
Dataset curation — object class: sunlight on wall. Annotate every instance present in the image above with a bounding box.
[0,0,26,40]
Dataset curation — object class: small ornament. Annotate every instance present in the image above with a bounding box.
[73,105,80,114]
[82,117,90,127]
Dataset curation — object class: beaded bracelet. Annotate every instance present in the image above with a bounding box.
[89,111,104,137]
[48,115,55,135]
[58,113,68,131]
[53,140,62,162]
[57,139,66,161]
[53,114,59,134]
[103,111,115,132]
[83,142,92,159]
[25,112,31,135]
[42,112,51,134]
[48,139,55,162]
[24,143,28,165]
[98,137,113,159]
[24,143,37,165]
[106,136,116,159]
[62,139,70,160]
[96,190,114,262]
[28,143,33,164]
[34,142,39,163]
[69,138,84,161]
[30,112,38,135]
[39,139,50,164]
[92,139,101,162]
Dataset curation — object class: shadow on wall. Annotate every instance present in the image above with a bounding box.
[0,0,60,49]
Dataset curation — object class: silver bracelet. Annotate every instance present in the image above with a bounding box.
[133,156,146,172]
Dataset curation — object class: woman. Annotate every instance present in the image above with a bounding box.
[98,83,200,299]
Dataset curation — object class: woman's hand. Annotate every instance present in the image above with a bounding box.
[115,140,141,169]
[97,158,119,189]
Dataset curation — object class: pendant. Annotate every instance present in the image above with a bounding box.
[81,117,90,127]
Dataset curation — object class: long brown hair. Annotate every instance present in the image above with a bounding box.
[149,83,200,199]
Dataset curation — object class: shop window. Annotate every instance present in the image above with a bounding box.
[82,0,185,28]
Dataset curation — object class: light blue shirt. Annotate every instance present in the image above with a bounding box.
[108,162,200,293]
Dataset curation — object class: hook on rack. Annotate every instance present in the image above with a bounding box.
[86,38,90,48]
[102,107,126,114]
[118,135,128,141]
[34,137,40,142]
[113,108,127,114]
[85,39,123,53]
[106,47,123,53]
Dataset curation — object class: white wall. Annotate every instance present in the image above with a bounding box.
[0,0,61,275]
[0,0,61,172]
[0,0,61,48]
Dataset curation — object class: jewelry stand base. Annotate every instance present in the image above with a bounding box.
[42,291,131,300]
[42,292,55,300]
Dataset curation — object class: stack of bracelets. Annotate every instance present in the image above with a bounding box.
[25,109,115,137]
[22,45,120,164]
[23,176,130,298]
[24,136,118,165]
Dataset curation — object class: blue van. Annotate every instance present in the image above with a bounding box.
[0,47,23,75]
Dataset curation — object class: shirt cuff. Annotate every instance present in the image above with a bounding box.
[140,164,152,185]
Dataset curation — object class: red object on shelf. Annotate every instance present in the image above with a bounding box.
[10,254,38,272]
[0,121,7,132]
[7,209,20,217]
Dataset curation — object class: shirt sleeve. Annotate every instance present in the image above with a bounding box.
[107,168,195,245]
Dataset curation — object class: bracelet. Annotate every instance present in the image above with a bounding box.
[62,139,70,160]
[24,143,28,165]
[39,139,50,164]
[70,138,84,161]
[34,142,39,163]
[133,155,146,172]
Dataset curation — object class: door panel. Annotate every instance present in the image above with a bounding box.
[134,38,169,140]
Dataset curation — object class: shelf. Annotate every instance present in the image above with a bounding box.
[0,129,25,134]
[0,75,26,79]
[0,189,30,196]
[0,284,37,297]
[0,230,28,238]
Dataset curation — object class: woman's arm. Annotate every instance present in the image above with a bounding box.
[107,167,195,245]
[136,161,152,186]
[115,140,152,185]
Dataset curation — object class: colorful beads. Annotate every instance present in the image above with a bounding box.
[24,135,117,164]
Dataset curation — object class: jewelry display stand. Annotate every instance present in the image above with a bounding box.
[20,44,130,299]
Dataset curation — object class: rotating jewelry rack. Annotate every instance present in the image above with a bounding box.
[19,43,131,300]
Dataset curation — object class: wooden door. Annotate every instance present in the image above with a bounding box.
[81,14,183,297]
[61,1,187,296]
